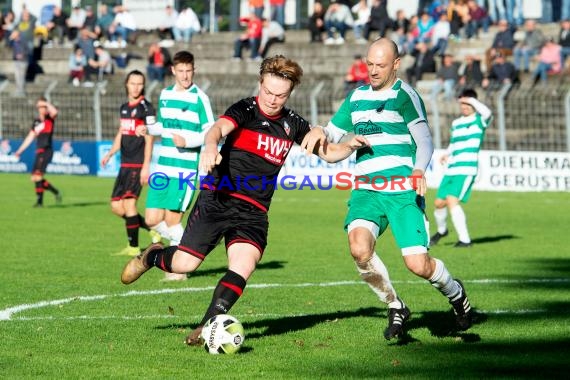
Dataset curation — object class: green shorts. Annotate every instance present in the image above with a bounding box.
[146,175,196,212]
[344,190,429,255]
[436,175,475,202]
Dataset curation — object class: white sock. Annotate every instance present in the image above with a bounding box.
[153,221,170,240]
[429,258,461,301]
[434,208,448,234]
[450,205,470,243]
[168,223,184,246]
[356,253,404,309]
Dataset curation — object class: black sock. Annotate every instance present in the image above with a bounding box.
[200,270,247,325]
[125,215,139,247]
[35,181,44,204]
[138,214,150,231]
[42,179,59,195]
[146,245,178,271]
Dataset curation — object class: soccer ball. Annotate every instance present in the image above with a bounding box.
[201,314,245,354]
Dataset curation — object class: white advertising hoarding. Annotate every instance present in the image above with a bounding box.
[281,147,570,192]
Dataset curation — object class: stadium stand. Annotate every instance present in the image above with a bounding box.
[0,21,569,151]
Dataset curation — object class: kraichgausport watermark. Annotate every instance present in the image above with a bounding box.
[148,171,423,191]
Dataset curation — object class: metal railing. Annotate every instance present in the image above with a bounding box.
[1,77,570,152]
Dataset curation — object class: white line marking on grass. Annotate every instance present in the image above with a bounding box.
[1,278,568,321]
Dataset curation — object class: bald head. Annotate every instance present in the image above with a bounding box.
[368,38,399,61]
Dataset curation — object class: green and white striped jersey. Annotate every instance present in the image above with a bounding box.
[155,84,215,178]
[326,79,428,193]
[446,108,492,177]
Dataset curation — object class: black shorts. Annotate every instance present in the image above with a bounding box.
[111,167,142,200]
[178,190,269,260]
[32,149,53,175]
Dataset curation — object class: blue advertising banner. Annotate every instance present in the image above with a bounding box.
[0,139,98,175]
[96,141,162,177]
[97,141,121,177]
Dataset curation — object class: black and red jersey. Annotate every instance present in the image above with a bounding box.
[119,97,156,167]
[32,116,55,151]
[205,96,311,212]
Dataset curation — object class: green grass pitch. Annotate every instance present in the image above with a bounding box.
[1,172,569,379]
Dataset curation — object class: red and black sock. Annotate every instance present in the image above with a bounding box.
[145,245,178,272]
[124,215,140,247]
[35,181,44,204]
[200,270,247,325]
[42,179,59,195]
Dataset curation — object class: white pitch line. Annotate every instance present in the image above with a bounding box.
[1,278,568,321]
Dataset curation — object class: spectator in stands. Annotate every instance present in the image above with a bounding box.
[563,0,570,22]
[482,52,517,90]
[270,0,286,27]
[391,9,410,53]
[431,54,460,100]
[513,19,545,73]
[485,19,516,70]
[427,0,447,20]
[447,0,469,40]
[324,0,353,45]
[465,0,490,40]
[147,42,171,83]
[351,0,371,43]
[486,0,506,25]
[233,13,263,61]
[531,37,562,87]
[558,19,570,68]
[46,6,67,46]
[173,6,201,43]
[109,6,136,47]
[68,45,86,86]
[2,10,16,45]
[259,18,285,58]
[308,1,326,43]
[362,0,391,42]
[83,6,97,34]
[458,54,483,89]
[506,0,523,26]
[249,0,264,19]
[27,26,46,83]
[416,11,434,43]
[431,12,451,56]
[158,5,178,40]
[14,8,36,52]
[95,4,114,42]
[77,27,96,61]
[405,41,437,86]
[403,15,421,53]
[84,41,112,84]
[344,53,369,94]
[9,29,28,97]
[67,5,86,42]
[0,10,4,42]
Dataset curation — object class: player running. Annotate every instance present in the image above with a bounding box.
[430,88,492,247]
[14,97,62,207]
[100,70,160,256]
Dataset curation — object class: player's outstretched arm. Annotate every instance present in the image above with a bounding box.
[101,130,122,167]
[317,135,370,163]
[300,126,327,155]
[14,130,36,158]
